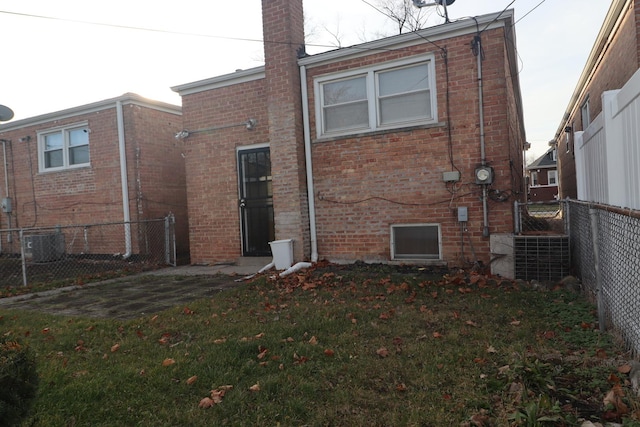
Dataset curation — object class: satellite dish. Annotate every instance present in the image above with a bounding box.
[437,0,455,5]
[0,105,14,122]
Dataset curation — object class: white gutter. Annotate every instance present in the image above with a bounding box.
[116,101,132,259]
[300,65,318,262]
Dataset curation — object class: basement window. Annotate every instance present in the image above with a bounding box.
[391,224,441,260]
[38,123,90,172]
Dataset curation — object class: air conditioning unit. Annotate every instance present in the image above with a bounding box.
[24,234,65,263]
[514,235,570,282]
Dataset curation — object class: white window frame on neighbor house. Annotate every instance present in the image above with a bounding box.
[547,170,558,186]
[38,122,90,172]
[390,223,441,261]
[314,55,437,138]
[530,171,539,186]
[581,98,590,130]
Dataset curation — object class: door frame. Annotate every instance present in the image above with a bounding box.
[236,143,273,256]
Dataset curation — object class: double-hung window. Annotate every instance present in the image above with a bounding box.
[316,56,437,138]
[39,123,90,172]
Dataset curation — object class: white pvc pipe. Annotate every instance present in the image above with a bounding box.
[116,101,132,259]
[300,65,319,262]
[279,261,312,277]
[258,261,275,273]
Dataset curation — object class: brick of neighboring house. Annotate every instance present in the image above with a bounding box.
[0,95,189,259]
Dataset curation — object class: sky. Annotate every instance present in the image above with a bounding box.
[0,0,612,160]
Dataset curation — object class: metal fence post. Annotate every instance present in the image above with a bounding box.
[164,215,170,265]
[588,207,605,332]
[19,229,27,287]
[514,201,521,234]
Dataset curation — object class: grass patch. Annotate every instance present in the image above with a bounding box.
[1,264,638,426]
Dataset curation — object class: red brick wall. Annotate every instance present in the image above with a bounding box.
[262,0,310,261]
[180,79,269,264]
[557,1,640,198]
[0,101,187,258]
[305,27,521,265]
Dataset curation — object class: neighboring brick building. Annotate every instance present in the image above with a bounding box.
[0,93,189,260]
[173,0,526,268]
[553,0,639,199]
[526,148,558,202]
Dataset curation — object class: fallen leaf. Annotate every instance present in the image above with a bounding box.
[183,307,194,315]
[486,345,497,353]
[213,338,227,344]
[376,347,389,358]
[324,349,335,357]
[433,332,443,339]
[396,383,407,392]
[199,397,215,408]
[465,320,478,327]
[254,332,265,339]
[308,336,318,345]
[510,319,521,326]
[110,343,120,353]
[257,347,269,359]
[618,364,632,374]
[162,358,176,367]
[249,383,261,392]
[150,315,159,322]
[186,375,198,385]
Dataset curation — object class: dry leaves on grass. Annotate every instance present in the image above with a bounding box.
[199,385,233,408]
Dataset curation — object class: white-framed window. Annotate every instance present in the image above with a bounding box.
[581,98,590,130]
[547,170,558,186]
[390,223,441,260]
[531,171,539,186]
[38,123,90,172]
[315,55,437,138]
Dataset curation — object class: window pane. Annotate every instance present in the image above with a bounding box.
[45,149,63,168]
[69,145,89,165]
[323,76,366,106]
[379,63,429,97]
[379,91,431,125]
[45,133,63,150]
[69,128,89,147]
[393,225,439,259]
[324,101,369,132]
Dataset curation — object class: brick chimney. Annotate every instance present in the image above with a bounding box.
[261,0,310,261]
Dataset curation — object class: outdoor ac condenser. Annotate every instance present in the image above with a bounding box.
[26,234,65,263]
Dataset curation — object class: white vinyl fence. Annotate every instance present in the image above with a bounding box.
[575,68,640,210]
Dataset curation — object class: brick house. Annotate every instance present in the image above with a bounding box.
[172,0,526,268]
[526,148,558,202]
[553,0,638,199]
[0,93,189,260]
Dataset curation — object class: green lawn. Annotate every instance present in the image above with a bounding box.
[1,264,639,426]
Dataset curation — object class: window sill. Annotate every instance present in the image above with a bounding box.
[313,121,447,144]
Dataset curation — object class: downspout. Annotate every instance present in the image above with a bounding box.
[1,139,12,247]
[116,101,132,259]
[475,35,490,238]
[300,64,318,262]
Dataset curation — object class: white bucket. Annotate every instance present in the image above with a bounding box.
[269,239,294,270]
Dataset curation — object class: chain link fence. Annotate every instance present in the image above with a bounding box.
[0,216,176,288]
[514,201,566,234]
[567,200,640,355]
